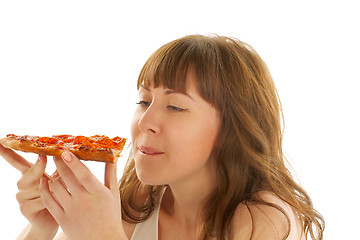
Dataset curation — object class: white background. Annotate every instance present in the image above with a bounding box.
[0,1,359,239]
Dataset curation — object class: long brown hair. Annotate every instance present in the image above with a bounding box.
[119,34,325,239]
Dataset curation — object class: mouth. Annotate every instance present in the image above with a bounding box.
[138,146,165,155]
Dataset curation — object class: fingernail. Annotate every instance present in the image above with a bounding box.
[51,175,61,183]
[62,151,72,162]
[51,170,59,178]
[38,155,45,163]
[40,177,46,185]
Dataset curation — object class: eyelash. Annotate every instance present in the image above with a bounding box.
[136,101,187,112]
[168,105,186,112]
[136,100,150,108]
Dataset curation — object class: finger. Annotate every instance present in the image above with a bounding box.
[51,170,59,178]
[16,187,41,204]
[19,197,47,217]
[50,177,72,209]
[0,144,32,174]
[53,156,85,194]
[104,162,118,191]
[26,155,48,179]
[61,151,103,194]
[0,146,50,178]
[39,177,64,221]
[17,156,48,190]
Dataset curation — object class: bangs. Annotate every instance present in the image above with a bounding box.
[137,35,217,101]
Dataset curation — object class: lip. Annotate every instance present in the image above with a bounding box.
[138,146,165,155]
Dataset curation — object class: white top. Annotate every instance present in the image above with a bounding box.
[130,189,166,240]
[130,189,304,240]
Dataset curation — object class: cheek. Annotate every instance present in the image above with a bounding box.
[169,118,219,164]
[130,112,141,153]
[130,112,140,139]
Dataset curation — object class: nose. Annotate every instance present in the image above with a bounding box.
[137,104,160,135]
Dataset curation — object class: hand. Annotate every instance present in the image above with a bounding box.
[0,145,59,239]
[40,151,127,240]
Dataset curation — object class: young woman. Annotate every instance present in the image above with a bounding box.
[0,34,324,240]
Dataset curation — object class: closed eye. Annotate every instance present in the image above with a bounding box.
[136,101,187,112]
[136,101,151,108]
[167,105,187,112]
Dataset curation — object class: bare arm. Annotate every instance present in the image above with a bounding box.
[16,223,59,240]
[230,191,305,240]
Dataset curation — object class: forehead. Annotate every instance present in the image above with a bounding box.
[139,66,197,94]
[139,69,199,95]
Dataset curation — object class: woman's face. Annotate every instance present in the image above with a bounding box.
[131,70,220,186]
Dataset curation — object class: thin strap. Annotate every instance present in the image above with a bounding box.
[130,188,166,240]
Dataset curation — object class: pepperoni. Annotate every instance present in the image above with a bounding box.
[9,134,126,151]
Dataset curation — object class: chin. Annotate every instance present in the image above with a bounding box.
[136,173,166,186]
[134,164,164,186]
[134,155,168,185]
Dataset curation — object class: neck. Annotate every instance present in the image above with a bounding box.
[161,160,217,227]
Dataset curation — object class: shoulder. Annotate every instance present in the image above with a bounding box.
[229,191,305,240]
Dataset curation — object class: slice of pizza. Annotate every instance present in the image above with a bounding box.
[0,134,126,163]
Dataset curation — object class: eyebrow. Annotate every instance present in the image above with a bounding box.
[139,84,194,101]
[165,90,194,101]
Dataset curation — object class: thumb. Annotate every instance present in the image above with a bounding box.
[105,162,122,221]
[27,155,48,180]
[104,162,118,192]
